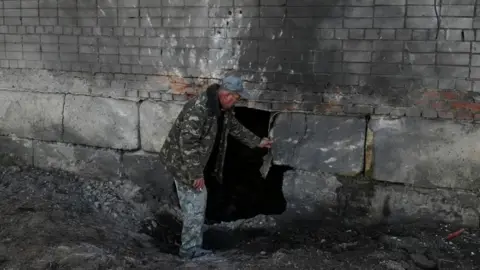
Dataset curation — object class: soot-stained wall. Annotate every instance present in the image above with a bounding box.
[1,0,480,227]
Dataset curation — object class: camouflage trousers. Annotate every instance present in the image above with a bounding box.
[173,179,207,253]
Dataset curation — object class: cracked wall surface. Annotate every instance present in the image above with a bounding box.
[0,0,480,227]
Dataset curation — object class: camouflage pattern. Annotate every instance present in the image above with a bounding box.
[160,84,261,187]
[174,179,207,254]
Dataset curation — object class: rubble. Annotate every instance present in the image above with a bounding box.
[0,164,479,269]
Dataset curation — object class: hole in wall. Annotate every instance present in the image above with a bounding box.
[204,107,289,223]
[228,10,232,15]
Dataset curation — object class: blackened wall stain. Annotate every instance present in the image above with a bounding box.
[1,0,478,107]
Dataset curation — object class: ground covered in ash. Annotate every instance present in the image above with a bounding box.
[0,165,479,269]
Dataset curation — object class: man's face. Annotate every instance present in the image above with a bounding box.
[218,89,241,110]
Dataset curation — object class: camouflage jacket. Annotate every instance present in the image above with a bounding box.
[160,84,261,186]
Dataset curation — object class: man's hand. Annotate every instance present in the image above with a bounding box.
[193,177,205,191]
[258,137,273,149]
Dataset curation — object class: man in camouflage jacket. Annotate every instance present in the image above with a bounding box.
[160,75,273,259]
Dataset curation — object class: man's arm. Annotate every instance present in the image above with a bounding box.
[178,103,208,184]
[229,115,262,149]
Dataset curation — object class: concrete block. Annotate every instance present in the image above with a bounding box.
[0,69,91,94]
[271,113,365,175]
[281,170,342,218]
[33,141,122,179]
[63,95,139,149]
[369,117,480,189]
[0,91,63,140]
[368,185,480,228]
[0,135,33,165]
[139,100,183,153]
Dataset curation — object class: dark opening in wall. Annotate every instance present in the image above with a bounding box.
[204,107,290,223]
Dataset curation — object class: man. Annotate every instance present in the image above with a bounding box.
[160,75,273,259]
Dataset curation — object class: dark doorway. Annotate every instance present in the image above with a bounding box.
[204,107,290,223]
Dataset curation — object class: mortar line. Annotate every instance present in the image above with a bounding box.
[362,114,371,175]
[0,132,141,153]
[137,99,143,152]
[61,93,66,140]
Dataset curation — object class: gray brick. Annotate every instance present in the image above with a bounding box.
[59,36,78,44]
[285,7,313,17]
[343,63,371,74]
[22,17,40,25]
[5,34,21,43]
[374,18,404,28]
[42,44,59,52]
[405,41,436,52]
[441,5,474,17]
[345,7,373,17]
[22,9,39,17]
[79,45,97,54]
[23,44,41,52]
[5,17,22,25]
[60,53,79,62]
[437,66,469,78]
[314,29,335,39]
[261,0,285,5]
[349,29,365,39]
[6,43,21,51]
[406,18,438,29]
[335,29,349,39]
[40,18,57,25]
[206,0,233,6]
[119,0,139,7]
[4,1,21,8]
[371,64,404,75]
[375,6,405,17]
[344,51,371,62]
[404,53,435,65]
[343,40,372,51]
[23,35,41,43]
[474,18,480,29]
[407,0,434,4]
[374,41,404,51]
[162,0,184,6]
[406,6,436,17]
[437,41,471,52]
[259,7,285,17]
[372,52,403,63]
[472,42,480,53]
[344,18,372,28]
[441,18,473,29]
[437,53,470,65]
[5,52,22,60]
[121,8,142,17]
[375,0,405,4]
[4,9,21,17]
[139,0,162,7]
[21,1,38,8]
[317,18,343,28]
[445,29,474,41]
[472,55,480,66]
[441,0,475,4]
[396,29,412,40]
[471,68,480,78]
[344,0,374,6]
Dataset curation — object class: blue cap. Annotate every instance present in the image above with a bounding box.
[220,75,250,99]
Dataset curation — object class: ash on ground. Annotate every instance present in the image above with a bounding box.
[0,165,479,269]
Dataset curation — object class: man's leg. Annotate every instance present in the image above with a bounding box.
[173,179,211,258]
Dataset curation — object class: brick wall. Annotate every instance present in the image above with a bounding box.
[1,0,480,119]
[2,1,480,227]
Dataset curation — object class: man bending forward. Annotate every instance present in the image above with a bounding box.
[160,75,273,259]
